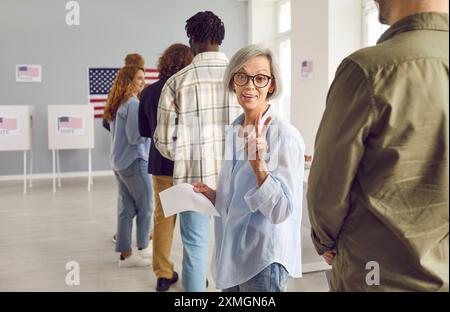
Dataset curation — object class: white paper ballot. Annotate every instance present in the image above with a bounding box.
[159,183,220,218]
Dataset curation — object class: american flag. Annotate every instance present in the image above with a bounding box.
[58,116,83,130]
[0,117,18,130]
[301,61,313,74]
[88,68,159,118]
[18,66,40,78]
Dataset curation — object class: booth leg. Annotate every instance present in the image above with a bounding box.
[23,151,27,194]
[29,149,33,188]
[57,150,61,188]
[88,149,92,191]
[52,149,56,193]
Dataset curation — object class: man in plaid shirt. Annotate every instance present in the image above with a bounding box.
[154,11,241,291]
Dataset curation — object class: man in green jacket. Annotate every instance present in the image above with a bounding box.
[308,0,449,291]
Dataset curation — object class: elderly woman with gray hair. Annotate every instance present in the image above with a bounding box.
[193,45,305,292]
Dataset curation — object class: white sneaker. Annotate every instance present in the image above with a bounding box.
[118,254,151,268]
[137,246,152,258]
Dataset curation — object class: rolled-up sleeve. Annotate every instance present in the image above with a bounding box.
[244,136,304,224]
[307,59,376,255]
[153,81,177,160]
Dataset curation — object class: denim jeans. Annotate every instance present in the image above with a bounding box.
[114,159,153,253]
[222,263,289,292]
[179,211,210,292]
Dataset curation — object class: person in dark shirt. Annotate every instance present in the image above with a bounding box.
[138,43,193,291]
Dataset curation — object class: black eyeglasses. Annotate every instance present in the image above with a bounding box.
[233,72,273,88]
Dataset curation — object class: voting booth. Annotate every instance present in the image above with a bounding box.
[0,105,34,194]
[47,105,94,192]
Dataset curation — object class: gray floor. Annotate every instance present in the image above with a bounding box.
[0,176,329,292]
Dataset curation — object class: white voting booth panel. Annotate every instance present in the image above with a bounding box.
[47,105,94,192]
[0,105,34,194]
[48,105,94,150]
[0,105,33,151]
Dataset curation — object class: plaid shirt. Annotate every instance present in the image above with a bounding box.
[154,52,241,188]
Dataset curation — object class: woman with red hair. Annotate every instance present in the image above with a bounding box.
[104,65,153,268]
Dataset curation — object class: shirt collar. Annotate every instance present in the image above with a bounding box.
[193,51,228,63]
[232,104,275,128]
[377,12,449,44]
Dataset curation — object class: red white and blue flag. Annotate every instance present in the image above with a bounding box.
[58,116,83,130]
[0,117,18,130]
[88,68,159,118]
[301,61,313,74]
[16,65,42,82]
[18,66,40,78]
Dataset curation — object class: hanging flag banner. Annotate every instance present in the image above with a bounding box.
[88,67,159,119]
[16,65,42,82]
[0,116,20,136]
[56,115,85,135]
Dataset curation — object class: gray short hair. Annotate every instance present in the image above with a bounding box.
[224,45,282,100]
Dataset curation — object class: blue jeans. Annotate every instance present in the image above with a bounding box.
[179,211,210,292]
[222,263,289,292]
[114,159,153,253]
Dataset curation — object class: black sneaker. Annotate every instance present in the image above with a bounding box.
[156,272,179,292]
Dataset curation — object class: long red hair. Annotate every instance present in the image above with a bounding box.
[103,66,144,121]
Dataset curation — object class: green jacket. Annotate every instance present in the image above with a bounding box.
[307,12,449,291]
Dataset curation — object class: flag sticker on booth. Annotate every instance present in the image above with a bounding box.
[0,116,20,136]
[57,116,85,135]
[16,65,42,82]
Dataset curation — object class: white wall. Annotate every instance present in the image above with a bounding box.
[291,0,362,155]
[291,0,330,155]
[248,0,276,50]
[329,0,362,84]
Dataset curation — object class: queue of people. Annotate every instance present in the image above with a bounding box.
[139,44,194,291]
[102,1,449,293]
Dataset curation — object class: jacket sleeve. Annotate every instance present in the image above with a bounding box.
[244,135,305,224]
[125,100,145,145]
[153,81,177,160]
[307,58,377,255]
[102,118,110,132]
[138,91,151,138]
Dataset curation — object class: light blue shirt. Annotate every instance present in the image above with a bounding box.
[212,106,305,289]
[109,96,150,171]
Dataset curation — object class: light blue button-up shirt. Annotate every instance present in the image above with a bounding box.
[212,106,305,289]
[109,96,150,171]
